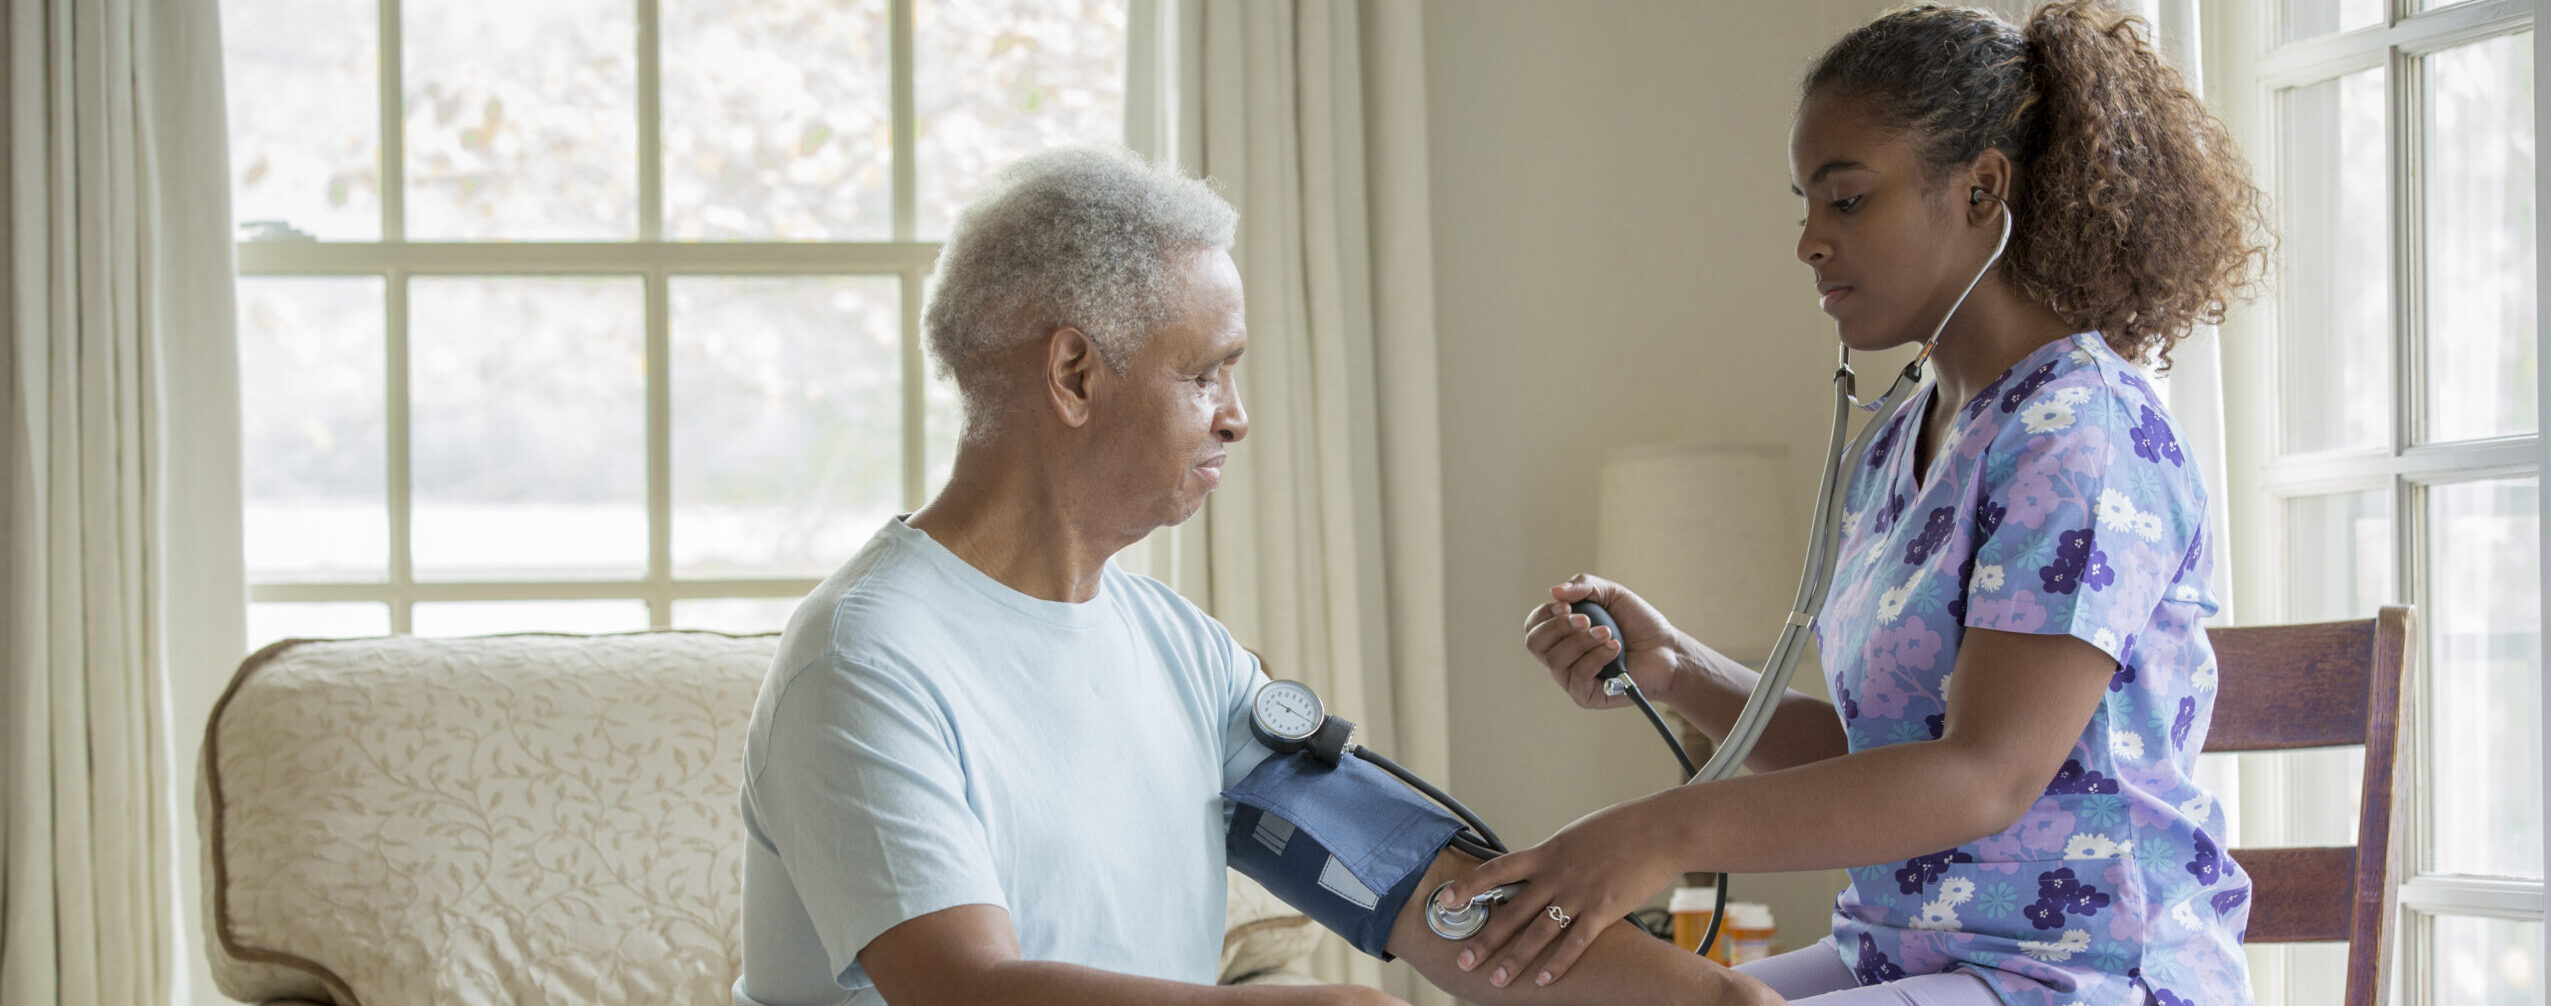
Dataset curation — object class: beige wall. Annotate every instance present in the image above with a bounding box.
[1422,0,1901,959]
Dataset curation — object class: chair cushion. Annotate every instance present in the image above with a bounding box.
[201,631,1320,1006]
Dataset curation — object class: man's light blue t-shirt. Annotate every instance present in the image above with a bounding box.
[735,517,1274,1006]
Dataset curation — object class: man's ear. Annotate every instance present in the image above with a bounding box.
[1044,325,1102,428]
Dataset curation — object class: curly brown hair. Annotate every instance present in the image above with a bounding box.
[1804,1,2271,368]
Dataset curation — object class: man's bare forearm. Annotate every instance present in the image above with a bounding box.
[1382,850,1779,1006]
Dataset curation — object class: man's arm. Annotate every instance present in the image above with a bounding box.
[1384,850,1782,1006]
[859,903,1408,1006]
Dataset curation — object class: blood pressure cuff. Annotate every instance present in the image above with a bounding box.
[1223,751,1464,960]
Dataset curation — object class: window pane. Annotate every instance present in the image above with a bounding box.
[670,276,900,576]
[410,277,646,580]
[246,601,391,653]
[661,0,892,241]
[2428,477,2542,878]
[2278,69,2390,454]
[222,0,380,240]
[671,597,800,635]
[2283,489,2394,621]
[2281,0,2381,42]
[2433,914,2542,1005]
[411,599,651,636]
[240,277,389,582]
[2422,32,2537,442]
[403,0,638,239]
[914,0,1128,239]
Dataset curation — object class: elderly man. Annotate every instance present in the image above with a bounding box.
[734,147,1774,1006]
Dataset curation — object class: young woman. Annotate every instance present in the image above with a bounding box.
[1434,4,2270,1004]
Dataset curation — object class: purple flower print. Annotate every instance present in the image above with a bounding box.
[2121,367,2157,402]
[1974,498,2007,544]
[1839,687,1861,721]
[2209,887,2249,916]
[2131,406,2185,466]
[2080,544,2115,592]
[1999,361,2060,414]
[2001,453,2064,530]
[1965,589,2048,633]
[1867,618,1945,696]
[1967,373,2008,421]
[1873,492,1910,534]
[1870,414,1906,470]
[1854,933,1907,985]
[2044,758,2121,796]
[2039,527,2102,594]
[2186,831,2223,886]
[1904,506,1956,565]
[2171,527,2204,585]
[2153,989,2194,1006]
[2012,798,2080,856]
[1894,848,1976,894]
[2108,663,2137,692]
[2024,867,2112,930]
[2172,696,2197,750]
[1924,713,1944,739]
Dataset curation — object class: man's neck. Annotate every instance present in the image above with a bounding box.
[905,446,1131,604]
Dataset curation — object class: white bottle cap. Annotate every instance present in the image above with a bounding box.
[1667,886,1718,913]
[1725,902,1776,929]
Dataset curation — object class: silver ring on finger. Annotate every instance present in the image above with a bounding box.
[1545,905,1573,929]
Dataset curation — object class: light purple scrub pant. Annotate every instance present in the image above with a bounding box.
[1735,939,2005,1005]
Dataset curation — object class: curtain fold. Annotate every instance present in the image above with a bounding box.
[1,1,244,1004]
[1135,1,1451,999]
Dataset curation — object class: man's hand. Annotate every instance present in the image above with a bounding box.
[861,903,1411,1006]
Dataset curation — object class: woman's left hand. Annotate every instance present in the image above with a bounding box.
[1430,793,1691,989]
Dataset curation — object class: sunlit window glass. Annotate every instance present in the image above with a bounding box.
[2427,478,2542,879]
[222,0,380,240]
[2422,32,2537,443]
[2277,68,2389,455]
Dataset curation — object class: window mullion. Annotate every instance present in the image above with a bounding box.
[892,0,916,243]
[638,0,662,243]
[647,269,671,628]
[387,270,414,635]
[380,0,404,242]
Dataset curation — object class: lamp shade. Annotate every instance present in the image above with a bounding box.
[1594,444,1806,665]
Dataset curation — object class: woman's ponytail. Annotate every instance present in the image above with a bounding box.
[1805,1,2271,367]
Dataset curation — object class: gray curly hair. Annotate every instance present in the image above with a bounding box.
[924,146,1239,441]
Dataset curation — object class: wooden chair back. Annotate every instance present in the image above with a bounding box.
[2202,605,2413,1006]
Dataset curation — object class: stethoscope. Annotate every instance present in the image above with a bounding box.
[1253,188,2014,955]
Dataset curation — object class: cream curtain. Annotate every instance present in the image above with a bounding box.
[0,2,245,1005]
[1127,1,1452,1000]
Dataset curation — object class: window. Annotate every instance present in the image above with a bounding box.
[223,0,1129,644]
[2239,0,2538,1002]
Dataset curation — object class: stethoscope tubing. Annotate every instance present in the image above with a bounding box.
[1687,200,2012,786]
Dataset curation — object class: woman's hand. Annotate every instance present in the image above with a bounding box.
[1430,794,1689,990]
[1522,575,1685,711]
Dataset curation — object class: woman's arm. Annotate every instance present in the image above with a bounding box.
[1525,576,1849,772]
[1450,625,2117,990]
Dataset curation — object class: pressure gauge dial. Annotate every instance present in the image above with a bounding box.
[1250,679,1326,753]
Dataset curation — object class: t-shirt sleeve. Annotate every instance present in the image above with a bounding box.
[748,652,1006,992]
[1218,636,1276,792]
[1961,379,2206,662]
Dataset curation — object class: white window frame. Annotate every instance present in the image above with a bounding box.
[2215,0,2546,1000]
[238,0,1146,632]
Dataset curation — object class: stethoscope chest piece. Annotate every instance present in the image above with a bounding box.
[1425,880,1524,940]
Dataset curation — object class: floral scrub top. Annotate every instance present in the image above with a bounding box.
[1813,332,2251,1006]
